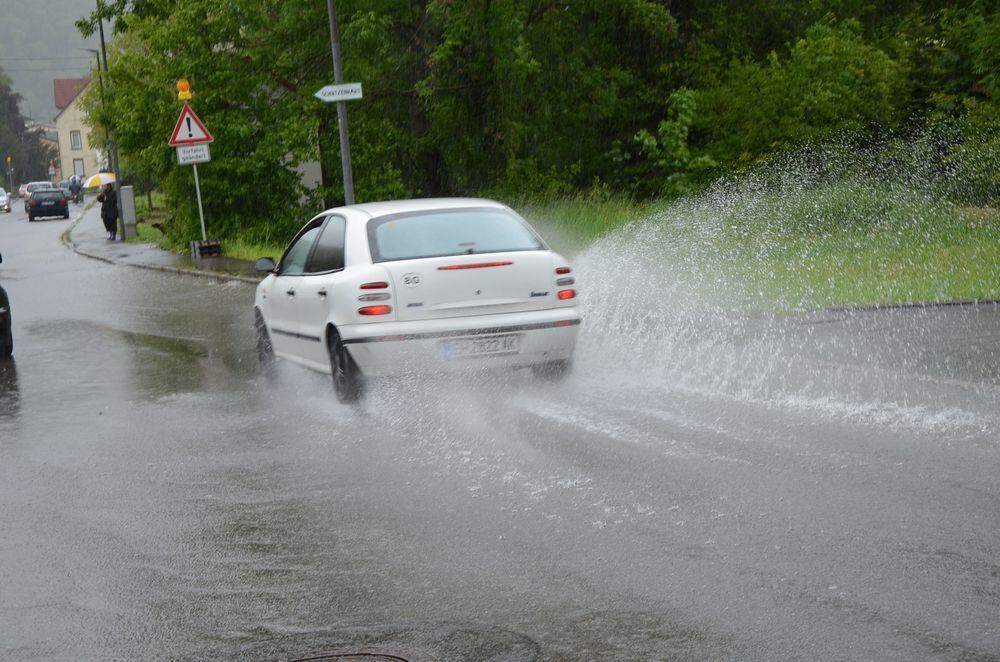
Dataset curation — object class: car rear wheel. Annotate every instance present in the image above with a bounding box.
[254,311,274,370]
[327,328,362,403]
[27,214,34,222]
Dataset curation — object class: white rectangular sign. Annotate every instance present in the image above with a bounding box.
[177,143,211,165]
[314,82,363,102]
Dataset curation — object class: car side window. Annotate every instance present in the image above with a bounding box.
[279,224,323,276]
[306,216,347,273]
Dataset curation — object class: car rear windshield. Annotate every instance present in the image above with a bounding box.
[367,208,544,262]
[33,190,63,201]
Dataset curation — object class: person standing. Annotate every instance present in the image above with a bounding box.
[97,182,118,240]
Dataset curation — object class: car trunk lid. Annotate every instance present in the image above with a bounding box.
[382,251,556,321]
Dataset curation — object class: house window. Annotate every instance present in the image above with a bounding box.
[70,130,82,150]
[73,159,85,177]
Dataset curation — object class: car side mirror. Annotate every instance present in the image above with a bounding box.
[255,257,276,273]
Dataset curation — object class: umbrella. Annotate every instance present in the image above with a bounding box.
[83,172,116,188]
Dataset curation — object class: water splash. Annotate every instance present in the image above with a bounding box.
[572,131,1000,436]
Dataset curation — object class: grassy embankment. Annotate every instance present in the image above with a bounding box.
[131,184,998,312]
[132,191,283,262]
[518,183,1000,312]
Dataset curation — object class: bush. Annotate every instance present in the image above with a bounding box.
[696,19,906,166]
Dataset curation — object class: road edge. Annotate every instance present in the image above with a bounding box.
[62,212,259,285]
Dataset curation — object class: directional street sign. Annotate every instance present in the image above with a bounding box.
[176,143,211,165]
[168,105,214,146]
[314,82,363,103]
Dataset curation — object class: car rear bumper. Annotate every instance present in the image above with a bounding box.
[29,206,68,218]
[340,307,581,376]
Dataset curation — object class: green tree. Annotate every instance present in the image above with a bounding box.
[633,88,715,197]
[696,20,906,166]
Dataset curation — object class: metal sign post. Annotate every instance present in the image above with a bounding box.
[192,163,207,241]
[325,0,356,204]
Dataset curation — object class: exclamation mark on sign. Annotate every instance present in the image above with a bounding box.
[186,117,193,138]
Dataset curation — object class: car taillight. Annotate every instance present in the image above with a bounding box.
[358,305,392,315]
[360,281,388,289]
[59,198,67,205]
[557,289,576,300]
[555,266,572,275]
[358,293,390,302]
[29,199,38,207]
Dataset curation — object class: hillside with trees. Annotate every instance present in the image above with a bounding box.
[0,68,57,187]
[76,0,998,247]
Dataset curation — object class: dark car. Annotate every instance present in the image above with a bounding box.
[22,181,54,212]
[27,189,70,221]
[0,252,11,357]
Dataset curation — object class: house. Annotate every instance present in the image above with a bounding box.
[53,78,102,180]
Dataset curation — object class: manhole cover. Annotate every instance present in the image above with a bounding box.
[233,621,539,661]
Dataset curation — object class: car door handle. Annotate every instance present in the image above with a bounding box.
[285,289,295,297]
[317,289,327,298]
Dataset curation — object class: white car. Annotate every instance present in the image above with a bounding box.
[253,198,581,402]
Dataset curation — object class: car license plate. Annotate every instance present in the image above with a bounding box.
[42,201,54,206]
[443,334,520,358]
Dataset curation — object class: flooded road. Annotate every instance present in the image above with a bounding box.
[1,205,998,660]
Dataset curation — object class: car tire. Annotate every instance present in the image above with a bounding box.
[27,214,33,222]
[254,311,275,372]
[531,359,572,381]
[63,212,69,219]
[327,328,362,403]
[0,319,12,358]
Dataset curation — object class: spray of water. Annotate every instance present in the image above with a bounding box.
[572,130,1000,436]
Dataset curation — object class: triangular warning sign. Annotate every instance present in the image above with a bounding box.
[168,104,214,146]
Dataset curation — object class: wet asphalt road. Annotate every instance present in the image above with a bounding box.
[1,203,999,661]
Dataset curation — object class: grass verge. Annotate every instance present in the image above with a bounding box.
[130,221,284,262]
[515,188,1000,312]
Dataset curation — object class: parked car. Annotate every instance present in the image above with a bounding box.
[22,181,54,212]
[58,180,72,196]
[0,188,10,213]
[253,198,581,402]
[27,189,69,221]
[0,252,11,357]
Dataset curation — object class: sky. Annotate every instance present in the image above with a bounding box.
[0,0,103,123]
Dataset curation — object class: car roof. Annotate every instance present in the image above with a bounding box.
[324,197,509,219]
